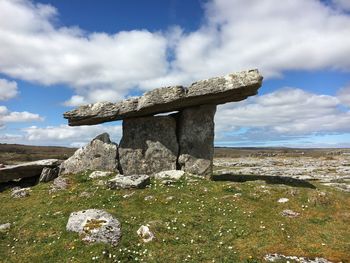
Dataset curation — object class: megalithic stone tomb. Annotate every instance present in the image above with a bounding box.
[64,69,263,176]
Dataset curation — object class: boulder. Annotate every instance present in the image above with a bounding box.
[0,159,62,183]
[59,133,119,175]
[64,69,262,126]
[11,187,30,198]
[118,116,178,175]
[39,167,59,183]
[107,174,150,189]
[66,209,121,246]
[177,105,216,176]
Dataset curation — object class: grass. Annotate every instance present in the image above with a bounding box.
[0,172,349,263]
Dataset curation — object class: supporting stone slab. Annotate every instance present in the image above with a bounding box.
[177,104,216,177]
[119,116,178,175]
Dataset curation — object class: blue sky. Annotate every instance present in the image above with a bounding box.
[0,0,349,147]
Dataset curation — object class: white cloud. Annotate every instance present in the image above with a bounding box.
[159,0,350,84]
[1,0,350,104]
[337,86,350,107]
[215,88,350,144]
[0,79,18,101]
[23,124,122,146]
[0,106,43,123]
[332,0,350,11]
[0,0,168,104]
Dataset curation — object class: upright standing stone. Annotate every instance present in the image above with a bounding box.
[177,105,216,177]
[59,133,119,175]
[119,116,178,175]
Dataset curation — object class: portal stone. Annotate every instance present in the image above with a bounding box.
[119,116,178,175]
[177,104,216,177]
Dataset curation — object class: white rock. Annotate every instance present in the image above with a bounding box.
[277,198,289,203]
[137,225,155,243]
[107,174,150,189]
[11,187,30,198]
[154,170,185,181]
[0,223,11,231]
[66,209,121,246]
[89,171,114,179]
[281,209,300,218]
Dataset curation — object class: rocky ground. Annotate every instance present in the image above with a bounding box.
[214,154,350,192]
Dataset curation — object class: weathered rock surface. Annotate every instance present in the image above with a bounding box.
[0,223,11,231]
[11,187,30,198]
[50,177,69,193]
[39,167,59,183]
[281,209,300,218]
[0,159,62,183]
[119,116,178,175]
[107,174,150,189]
[89,171,114,179]
[59,133,118,175]
[177,105,216,176]
[264,253,333,263]
[137,225,155,243]
[154,170,185,184]
[64,70,262,126]
[66,209,121,246]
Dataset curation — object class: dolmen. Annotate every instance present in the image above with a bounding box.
[64,69,263,177]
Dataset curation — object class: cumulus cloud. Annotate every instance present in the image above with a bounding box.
[0,106,43,123]
[337,86,350,107]
[1,0,350,105]
[332,0,350,11]
[0,79,18,101]
[22,124,122,146]
[215,88,350,144]
[0,0,168,105]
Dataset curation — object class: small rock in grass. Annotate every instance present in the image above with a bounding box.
[0,223,11,231]
[66,209,121,246]
[50,177,68,193]
[264,253,333,263]
[137,225,155,243]
[107,174,150,189]
[79,191,92,198]
[281,209,300,218]
[89,171,114,179]
[122,191,135,198]
[277,198,289,203]
[144,195,154,201]
[11,187,30,198]
[154,170,185,183]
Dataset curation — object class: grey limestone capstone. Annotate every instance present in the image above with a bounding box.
[64,69,262,126]
[177,104,216,177]
[59,133,119,175]
[118,116,178,175]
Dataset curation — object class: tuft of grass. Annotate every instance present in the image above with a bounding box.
[0,173,349,262]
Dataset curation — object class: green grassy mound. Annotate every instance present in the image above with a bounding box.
[0,173,349,262]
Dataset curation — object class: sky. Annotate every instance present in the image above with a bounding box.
[0,0,350,148]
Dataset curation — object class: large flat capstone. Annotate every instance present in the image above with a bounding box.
[0,159,62,183]
[118,116,178,175]
[64,69,262,126]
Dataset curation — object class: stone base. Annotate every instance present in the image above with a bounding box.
[118,116,178,175]
[177,104,216,177]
